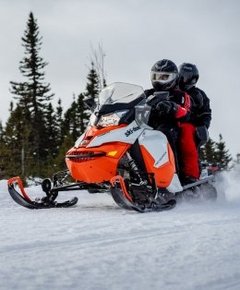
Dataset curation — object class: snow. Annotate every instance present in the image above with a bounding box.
[1,169,240,290]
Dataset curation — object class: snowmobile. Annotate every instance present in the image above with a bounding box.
[8,82,217,212]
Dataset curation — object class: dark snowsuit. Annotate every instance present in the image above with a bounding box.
[186,87,212,129]
[145,88,200,180]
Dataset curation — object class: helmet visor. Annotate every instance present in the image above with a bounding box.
[151,71,177,84]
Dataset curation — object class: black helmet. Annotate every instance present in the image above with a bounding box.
[150,59,178,91]
[178,63,199,90]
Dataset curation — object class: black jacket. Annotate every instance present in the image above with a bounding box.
[186,87,212,128]
[144,88,191,129]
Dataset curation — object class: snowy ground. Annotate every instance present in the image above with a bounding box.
[1,169,240,290]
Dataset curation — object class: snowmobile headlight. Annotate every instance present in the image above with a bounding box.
[97,110,129,127]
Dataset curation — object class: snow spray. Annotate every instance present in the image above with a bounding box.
[215,165,240,203]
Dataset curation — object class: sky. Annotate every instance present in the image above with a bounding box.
[0,0,239,157]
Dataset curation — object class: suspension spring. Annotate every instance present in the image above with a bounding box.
[126,152,147,185]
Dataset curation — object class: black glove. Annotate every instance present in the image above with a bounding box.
[155,101,177,116]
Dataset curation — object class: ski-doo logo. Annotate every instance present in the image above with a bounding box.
[125,126,140,137]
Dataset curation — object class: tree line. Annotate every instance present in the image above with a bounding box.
[0,12,234,179]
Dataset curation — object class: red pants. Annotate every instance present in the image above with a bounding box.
[178,123,200,179]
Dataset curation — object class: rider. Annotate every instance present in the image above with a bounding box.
[178,62,212,136]
[145,59,200,185]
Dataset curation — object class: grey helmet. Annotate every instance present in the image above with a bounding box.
[151,59,178,91]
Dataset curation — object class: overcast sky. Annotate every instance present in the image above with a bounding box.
[0,0,239,157]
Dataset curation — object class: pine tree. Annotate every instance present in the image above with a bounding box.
[200,138,217,164]
[45,103,59,155]
[10,12,53,109]
[76,93,89,132]
[85,62,100,110]
[200,134,232,171]
[0,121,6,178]
[7,12,54,177]
[53,92,89,171]
[2,103,32,177]
[53,61,105,173]
[0,121,3,142]
[55,99,64,148]
[215,134,232,169]
[62,97,78,141]
[62,93,88,142]
[54,134,75,170]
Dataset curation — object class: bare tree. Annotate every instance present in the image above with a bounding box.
[89,43,107,90]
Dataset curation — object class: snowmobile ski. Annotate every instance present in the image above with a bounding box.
[8,176,78,209]
[139,199,176,213]
[125,198,176,213]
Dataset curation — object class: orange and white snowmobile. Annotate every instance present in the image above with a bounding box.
[8,82,217,212]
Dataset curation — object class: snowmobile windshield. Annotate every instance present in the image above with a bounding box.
[98,82,144,106]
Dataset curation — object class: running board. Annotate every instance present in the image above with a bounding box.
[182,175,215,191]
